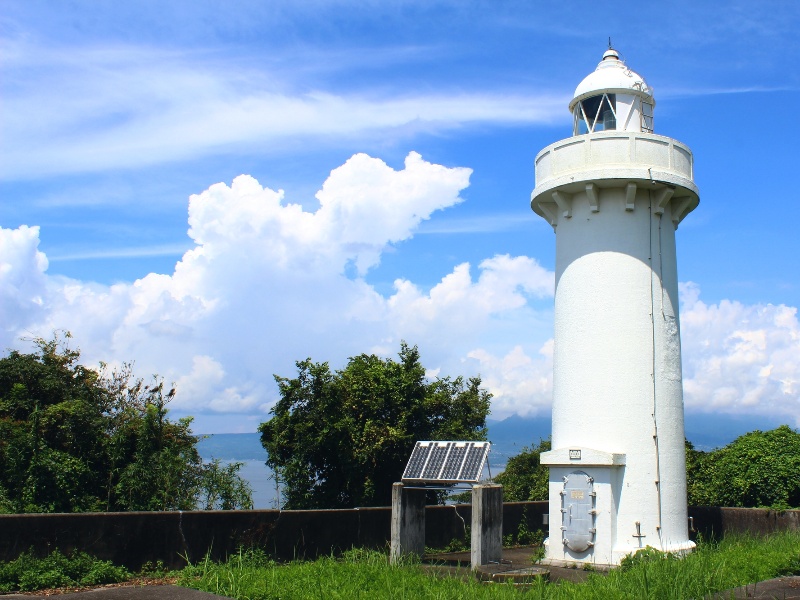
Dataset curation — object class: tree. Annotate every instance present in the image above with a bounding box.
[686,426,800,509]
[494,438,551,502]
[198,459,254,510]
[259,343,491,509]
[107,381,206,511]
[0,333,252,513]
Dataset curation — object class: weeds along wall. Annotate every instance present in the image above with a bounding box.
[1,503,797,569]
[0,503,546,569]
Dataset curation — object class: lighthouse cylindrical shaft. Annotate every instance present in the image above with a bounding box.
[533,128,699,565]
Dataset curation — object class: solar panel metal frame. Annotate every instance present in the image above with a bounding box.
[401,441,491,484]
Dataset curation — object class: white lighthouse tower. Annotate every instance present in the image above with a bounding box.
[532,48,699,566]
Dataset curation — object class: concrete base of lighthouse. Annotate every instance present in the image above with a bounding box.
[540,447,695,566]
[541,447,624,567]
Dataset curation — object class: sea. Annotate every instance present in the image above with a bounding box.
[196,433,277,509]
[195,412,785,509]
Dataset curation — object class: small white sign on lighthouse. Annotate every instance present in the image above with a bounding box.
[530,48,699,567]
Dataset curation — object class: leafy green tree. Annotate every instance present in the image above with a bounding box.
[685,438,706,506]
[494,438,551,502]
[259,342,491,509]
[0,333,252,513]
[0,334,109,512]
[108,384,205,511]
[198,459,254,510]
[686,426,800,509]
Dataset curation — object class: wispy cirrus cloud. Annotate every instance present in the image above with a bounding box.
[48,244,193,262]
[659,86,793,99]
[417,213,543,235]
[0,41,566,181]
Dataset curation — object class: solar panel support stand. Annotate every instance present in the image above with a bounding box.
[471,483,503,569]
[390,482,426,564]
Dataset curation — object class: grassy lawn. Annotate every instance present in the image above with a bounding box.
[177,531,800,600]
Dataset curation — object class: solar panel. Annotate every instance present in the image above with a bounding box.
[439,443,468,480]
[421,442,450,479]
[401,442,433,480]
[460,443,489,481]
[401,441,491,484]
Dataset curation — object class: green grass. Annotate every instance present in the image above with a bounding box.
[178,547,520,599]
[533,532,800,600]
[177,531,800,600]
[2,531,796,597]
[0,548,132,593]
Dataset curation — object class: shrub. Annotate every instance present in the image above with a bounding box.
[0,548,131,592]
[687,426,800,509]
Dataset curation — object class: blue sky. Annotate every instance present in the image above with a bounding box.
[2,0,798,434]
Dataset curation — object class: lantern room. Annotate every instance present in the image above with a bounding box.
[569,49,654,135]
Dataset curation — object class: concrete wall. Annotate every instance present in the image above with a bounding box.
[689,506,800,539]
[0,508,393,569]
[1,503,794,569]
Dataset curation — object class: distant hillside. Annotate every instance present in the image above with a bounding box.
[485,411,790,455]
[684,412,786,451]
[485,415,550,464]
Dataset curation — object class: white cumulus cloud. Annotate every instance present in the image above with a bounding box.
[467,341,554,419]
[2,152,555,430]
[680,282,800,424]
[2,154,798,432]
[0,225,49,335]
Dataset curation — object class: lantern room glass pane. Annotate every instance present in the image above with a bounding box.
[641,100,654,133]
[574,106,589,135]
[602,106,616,130]
[578,94,616,133]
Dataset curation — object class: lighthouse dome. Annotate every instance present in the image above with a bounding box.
[571,50,652,105]
[569,49,655,135]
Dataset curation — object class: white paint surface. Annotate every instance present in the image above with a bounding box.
[532,51,698,566]
[571,49,653,113]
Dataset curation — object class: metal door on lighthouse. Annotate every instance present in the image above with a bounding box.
[561,471,596,552]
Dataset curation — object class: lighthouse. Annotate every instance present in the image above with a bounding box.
[532,49,699,566]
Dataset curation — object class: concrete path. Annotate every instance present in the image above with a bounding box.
[6,578,800,600]
[707,576,800,599]
[2,587,230,600]
[7,576,799,599]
